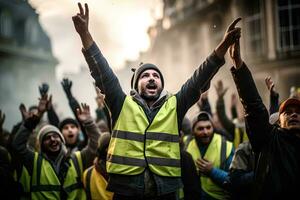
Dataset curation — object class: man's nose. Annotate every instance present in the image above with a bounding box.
[149,78,155,83]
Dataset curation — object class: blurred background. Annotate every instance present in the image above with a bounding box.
[0,0,299,130]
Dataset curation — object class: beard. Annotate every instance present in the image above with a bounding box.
[140,87,163,102]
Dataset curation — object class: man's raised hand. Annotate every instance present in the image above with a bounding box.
[39,83,49,97]
[215,80,228,98]
[215,17,242,59]
[72,3,93,49]
[72,3,89,35]
[61,78,73,97]
[76,103,91,122]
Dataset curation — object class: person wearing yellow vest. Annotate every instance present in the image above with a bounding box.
[12,97,100,200]
[83,132,114,200]
[73,3,242,198]
[185,111,234,200]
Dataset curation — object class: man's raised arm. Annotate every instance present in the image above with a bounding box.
[72,3,93,50]
[72,3,125,124]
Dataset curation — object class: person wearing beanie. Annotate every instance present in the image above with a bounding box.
[229,28,300,199]
[59,118,81,154]
[73,3,242,199]
[185,111,234,200]
[12,98,100,200]
[83,132,114,200]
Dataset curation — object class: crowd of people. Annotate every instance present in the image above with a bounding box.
[0,3,300,200]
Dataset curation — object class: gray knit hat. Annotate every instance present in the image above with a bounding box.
[131,63,164,90]
[38,124,66,145]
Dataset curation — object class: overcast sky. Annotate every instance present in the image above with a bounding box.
[29,0,162,78]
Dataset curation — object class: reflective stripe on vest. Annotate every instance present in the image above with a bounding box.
[186,134,233,200]
[107,95,181,177]
[31,151,86,200]
[233,127,248,149]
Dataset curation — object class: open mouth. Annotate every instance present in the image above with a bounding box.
[50,142,59,149]
[68,134,75,139]
[146,83,157,90]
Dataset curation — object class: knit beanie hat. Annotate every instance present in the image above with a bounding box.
[131,63,164,90]
[59,118,79,131]
[192,111,214,130]
[38,124,66,146]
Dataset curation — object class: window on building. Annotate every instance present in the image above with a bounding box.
[277,0,300,52]
[25,18,39,45]
[0,10,13,37]
[245,0,264,56]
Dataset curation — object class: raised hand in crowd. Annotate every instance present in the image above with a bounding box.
[265,76,276,94]
[215,80,228,98]
[215,17,241,59]
[76,103,92,123]
[38,82,49,97]
[228,19,243,69]
[37,94,49,114]
[61,78,73,97]
[19,105,39,131]
[72,2,93,49]
[197,91,208,108]
[197,91,212,115]
[265,76,279,114]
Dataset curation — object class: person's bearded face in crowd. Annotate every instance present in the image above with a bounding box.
[193,120,214,145]
[138,69,163,102]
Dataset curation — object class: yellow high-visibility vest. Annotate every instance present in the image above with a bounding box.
[107,95,181,177]
[186,134,232,200]
[233,127,248,149]
[31,151,86,200]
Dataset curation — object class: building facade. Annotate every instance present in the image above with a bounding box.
[132,0,299,115]
[0,0,58,130]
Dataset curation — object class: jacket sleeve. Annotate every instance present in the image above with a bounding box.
[216,96,235,138]
[176,51,225,122]
[79,117,100,171]
[209,147,234,187]
[269,91,279,114]
[47,106,60,128]
[230,64,273,153]
[11,125,35,175]
[82,43,126,125]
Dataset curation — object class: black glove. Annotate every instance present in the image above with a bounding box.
[61,78,73,97]
[39,83,49,96]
